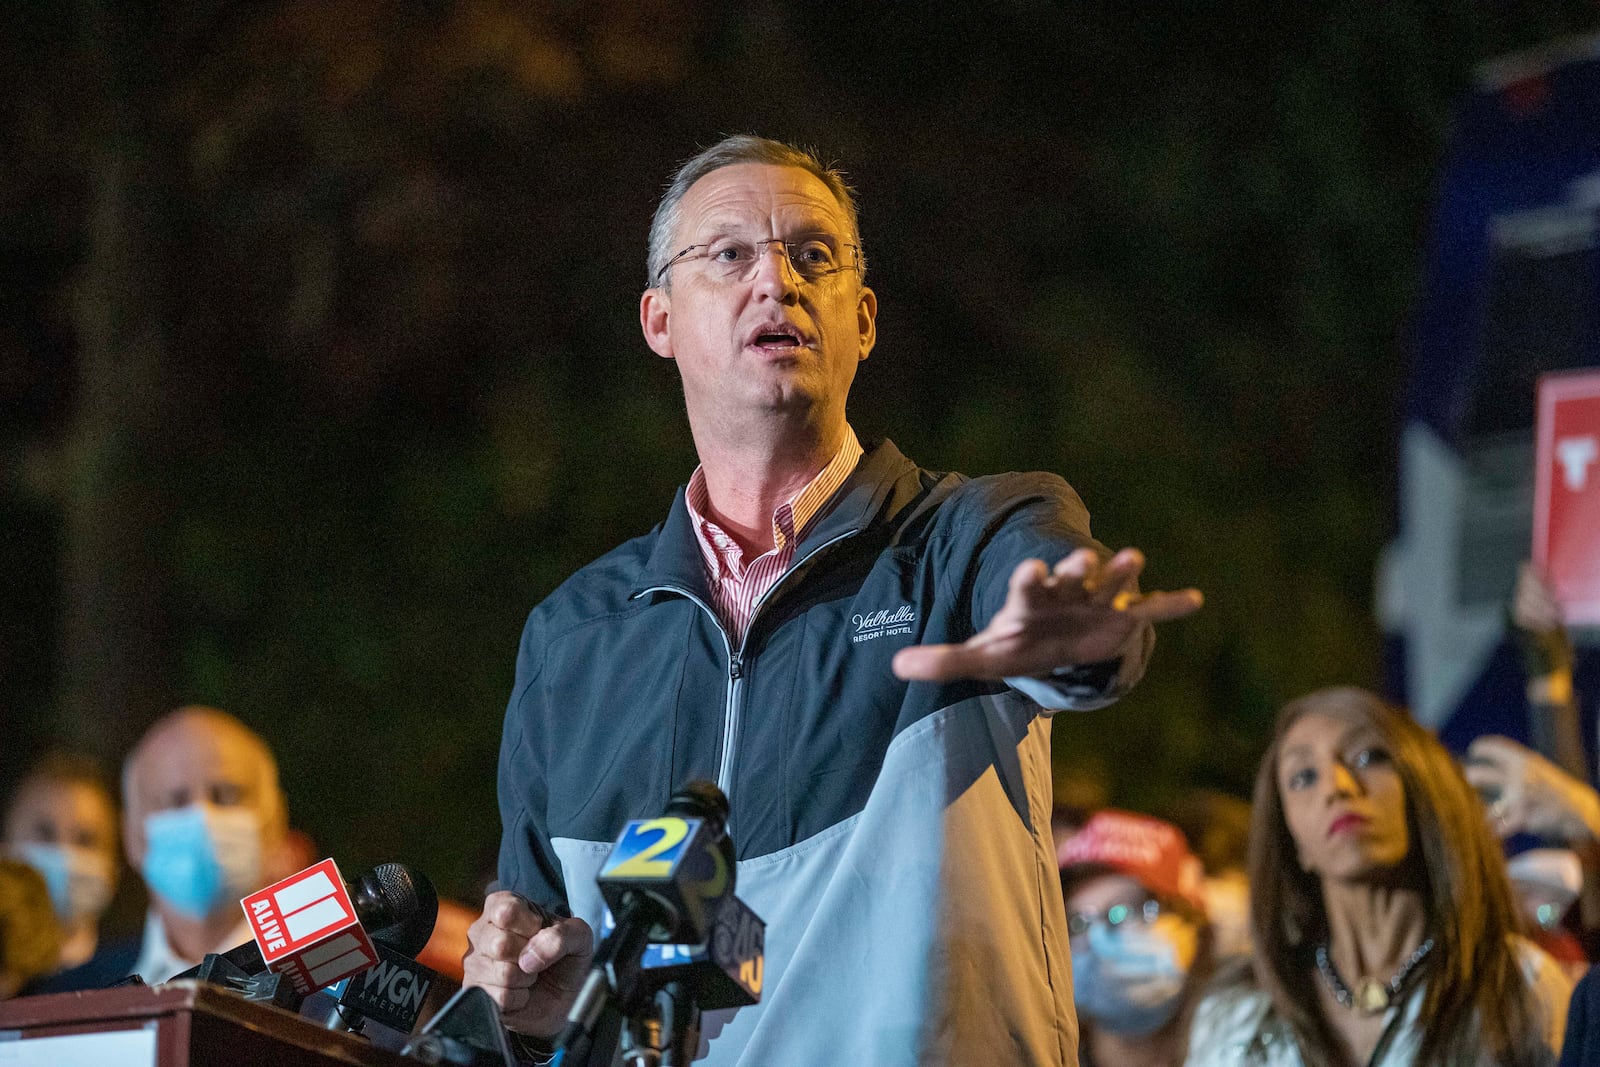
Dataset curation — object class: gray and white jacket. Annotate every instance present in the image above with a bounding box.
[496,439,1153,1066]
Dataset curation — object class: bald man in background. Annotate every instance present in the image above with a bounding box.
[28,705,291,993]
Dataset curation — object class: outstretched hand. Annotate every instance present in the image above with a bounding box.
[890,547,1202,683]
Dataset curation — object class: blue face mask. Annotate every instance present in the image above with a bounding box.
[140,805,264,920]
[1071,921,1191,1037]
[9,842,115,922]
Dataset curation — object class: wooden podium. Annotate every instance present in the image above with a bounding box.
[0,981,416,1066]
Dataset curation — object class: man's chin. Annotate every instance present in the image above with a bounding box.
[736,368,822,410]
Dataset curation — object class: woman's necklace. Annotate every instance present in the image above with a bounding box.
[1315,938,1435,1015]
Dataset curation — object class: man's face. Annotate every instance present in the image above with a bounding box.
[640,163,877,437]
[123,720,283,872]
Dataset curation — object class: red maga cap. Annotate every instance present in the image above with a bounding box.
[1057,809,1207,916]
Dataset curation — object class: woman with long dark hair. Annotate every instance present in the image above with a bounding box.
[1185,686,1571,1066]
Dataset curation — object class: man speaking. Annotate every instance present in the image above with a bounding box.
[463,135,1202,1065]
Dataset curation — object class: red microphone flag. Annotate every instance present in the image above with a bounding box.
[240,858,379,996]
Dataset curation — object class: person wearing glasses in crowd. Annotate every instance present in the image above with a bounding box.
[1185,686,1572,1067]
[462,134,1202,1065]
[1059,810,1214,1067]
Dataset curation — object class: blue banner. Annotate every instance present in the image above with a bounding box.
[1385,34,1600,758]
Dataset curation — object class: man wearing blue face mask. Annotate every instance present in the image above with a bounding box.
[1059,810,1217,1067]
[28,706,290,993]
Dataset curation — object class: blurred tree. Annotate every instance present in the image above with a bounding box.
[58,0,191,761]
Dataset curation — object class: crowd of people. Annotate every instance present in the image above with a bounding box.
[1050,566,1600,1067]
[0,705,474,1001]
[8,680,1598,1065]
[1208,687,1566,1065]
[0,707,307,995]
[1052,679,1600,1067]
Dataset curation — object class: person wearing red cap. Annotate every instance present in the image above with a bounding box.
[1059,809,1214,1067]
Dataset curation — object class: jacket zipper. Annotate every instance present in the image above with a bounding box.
[633,527,860,807]
[719,652,744,799]
[628,585,739,791]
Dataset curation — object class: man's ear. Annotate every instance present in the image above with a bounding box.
[640,287,674,360]
[856,285,878,361]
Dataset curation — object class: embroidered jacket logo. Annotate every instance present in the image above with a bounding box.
[852,605,916,643]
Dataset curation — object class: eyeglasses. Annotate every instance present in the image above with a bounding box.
[654,236,862,287]
[1067,898,1163,939]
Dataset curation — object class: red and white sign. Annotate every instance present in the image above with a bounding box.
[1535,369,1600,624]
[240,858,377,995]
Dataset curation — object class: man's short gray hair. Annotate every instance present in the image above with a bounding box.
[647,135,865,288]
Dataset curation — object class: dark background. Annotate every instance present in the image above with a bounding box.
[4,1,1597,904]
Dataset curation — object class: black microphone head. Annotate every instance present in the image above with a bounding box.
[351,863,438,957]
[665,780,729,839]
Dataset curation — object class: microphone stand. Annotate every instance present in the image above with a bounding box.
[618,980,699,1067]
[554,894,658,1065]
[656,980,700,1067]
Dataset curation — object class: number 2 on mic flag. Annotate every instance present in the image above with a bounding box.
[1535,369,1600,624]
[240,857,378,995]
[601,818,700,879]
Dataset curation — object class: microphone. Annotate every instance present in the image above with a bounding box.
[176,859,437,1013]
[323,940,440,1036]
[596,780,734,946]
[600,887,765,1009]
[351,862,438,956]
[322,863,441,1035]
[172,858,381,1009]
[556,781,737,1062]
[612,889,766,1066]
[637,890,765,1010]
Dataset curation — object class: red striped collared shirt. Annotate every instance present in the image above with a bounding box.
[686,427,864,643]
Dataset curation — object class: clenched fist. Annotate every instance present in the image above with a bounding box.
[462,890,594,1036]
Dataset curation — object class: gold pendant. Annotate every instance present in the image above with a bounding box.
[1354,977,1390,1014]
